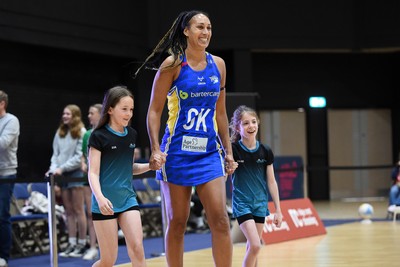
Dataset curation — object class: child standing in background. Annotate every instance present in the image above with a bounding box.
[229,105,283,267]
[45,104,87,258]
[81,103,102,260]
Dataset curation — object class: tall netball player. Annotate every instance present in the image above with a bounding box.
[135,10,237,267]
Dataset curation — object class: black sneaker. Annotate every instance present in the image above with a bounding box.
[59,243,76,257]
[69,244,87,258]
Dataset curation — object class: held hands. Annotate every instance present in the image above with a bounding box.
[224,154,238,175]
[149,150,167,171]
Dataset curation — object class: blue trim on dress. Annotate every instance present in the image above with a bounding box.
[238,140,259,153]
[106,124,128,136]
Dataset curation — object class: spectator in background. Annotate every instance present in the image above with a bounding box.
[45,104,87,258]
[388,160,400,213]
[81,103,102,260]
[0,90,20,267]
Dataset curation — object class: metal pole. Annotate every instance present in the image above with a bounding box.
[160,188,167,254]
[150,183,166,257]
[47,174,58,267]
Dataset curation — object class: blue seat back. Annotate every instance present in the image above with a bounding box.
[13,183,30,199]
[132,179,148,192]
[29,183,48,197]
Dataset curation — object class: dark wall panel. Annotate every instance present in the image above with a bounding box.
[0,40,147,180]
[252,53,398,110]
[2,1,400,56]
[0,0,148,57]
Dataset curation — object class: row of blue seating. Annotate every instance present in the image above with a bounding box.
[10,178,163,257]
[11,183,49,257]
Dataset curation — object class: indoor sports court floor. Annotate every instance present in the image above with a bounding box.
[118,199,399,267]
[9,199,399,267]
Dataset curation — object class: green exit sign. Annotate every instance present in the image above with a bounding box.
[309,97,326,108]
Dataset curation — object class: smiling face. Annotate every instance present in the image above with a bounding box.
[62,107,73,126]
[238,112,259,142]
[184,13,212,49]
[108,96,134,132]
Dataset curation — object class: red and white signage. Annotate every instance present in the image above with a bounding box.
[262,198,326,244]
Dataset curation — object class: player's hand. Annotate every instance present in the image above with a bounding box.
[273,211,283,228]
[224,154,238,175]
[149,150,167,170]
[98,196,114,215]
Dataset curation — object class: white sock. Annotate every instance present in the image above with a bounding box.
[78,238,87,246]
[68,237,77,245]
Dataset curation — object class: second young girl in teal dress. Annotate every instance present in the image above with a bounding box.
[230,105,283,267]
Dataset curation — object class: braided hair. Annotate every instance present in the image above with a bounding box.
[133,10,209,78]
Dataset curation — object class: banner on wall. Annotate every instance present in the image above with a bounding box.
[273,156,304,200]
[226,155,304,201]
[262,198,326,244]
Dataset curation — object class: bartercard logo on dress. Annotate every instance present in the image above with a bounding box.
[111,146,117,149]
[179,90,188,99]
[129,143,135,149]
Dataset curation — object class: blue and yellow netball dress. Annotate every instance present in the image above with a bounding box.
[157,52,225,186]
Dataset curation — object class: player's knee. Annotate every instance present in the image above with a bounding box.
[248,241,262,255]
[209,213,230,232]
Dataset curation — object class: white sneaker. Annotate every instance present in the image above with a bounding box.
[59,243,76,257]
[388,205,396,213]
[118,229,124,239]
[0,258,7,267]
[69,244,87,258]
[83,247,99,260]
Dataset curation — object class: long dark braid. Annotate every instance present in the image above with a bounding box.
[133,10,208,78]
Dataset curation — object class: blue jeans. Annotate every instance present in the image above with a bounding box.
[0,174,16,262]
[389,183,400,206]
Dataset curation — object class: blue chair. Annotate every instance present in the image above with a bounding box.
[28,182,48,197]
[11,183,49,256]
[144,178,161,202]
[145,178,160,191]
[132,179,162,237]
